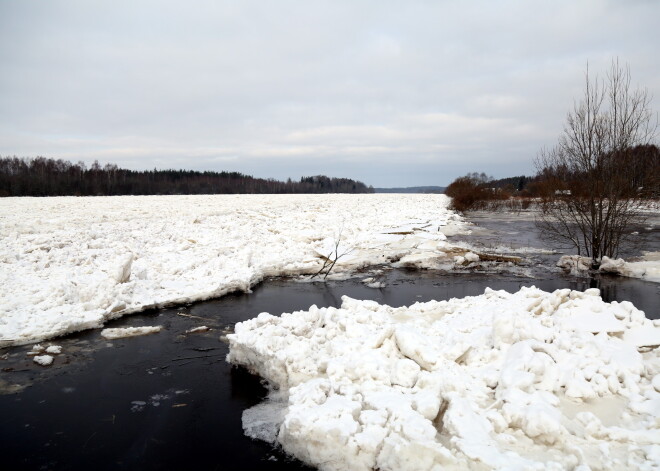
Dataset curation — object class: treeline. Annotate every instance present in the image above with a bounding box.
[0,156,374,196]
[499,145,658,196]
[445,144,659,212]
[488,175,532,192]
[532,144,659,199]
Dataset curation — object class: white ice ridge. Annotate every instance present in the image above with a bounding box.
[227,287,660,471]
[0,194,465,346]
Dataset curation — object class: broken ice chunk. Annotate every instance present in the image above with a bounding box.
[464,252,480,263]
[101,326,162,339]
[185,326,210,334]
[45,345,62,354]
[33,355,54,366]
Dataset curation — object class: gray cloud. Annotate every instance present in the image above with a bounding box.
[1,0,659,186]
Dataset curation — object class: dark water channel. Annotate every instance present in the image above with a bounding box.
[459,210,660,260]
[1,213,658,471]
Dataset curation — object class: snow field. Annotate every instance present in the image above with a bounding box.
[227,286,660,471]
[0,194,464,346]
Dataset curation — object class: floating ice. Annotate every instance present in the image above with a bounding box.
[361,278,386,289]
[33,355,53,366]
[600,253,660,283]
[100,326,162,339]
[557,255,592,275]
[558,253,660,283]
[185,326,210,334]
[130,400,147,412]
[0,195,465,346]
[228,287,660,471]
[26,344,44,356]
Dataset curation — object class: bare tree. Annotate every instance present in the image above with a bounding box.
[535,59,658,268]
[312,227,354,280]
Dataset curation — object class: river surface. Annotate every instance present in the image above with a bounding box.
[1,211,658,470]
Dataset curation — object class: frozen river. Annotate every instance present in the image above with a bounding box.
[1,200,659,470]
[1,267,658,470]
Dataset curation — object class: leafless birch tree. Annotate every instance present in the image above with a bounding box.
[535,59,658,267]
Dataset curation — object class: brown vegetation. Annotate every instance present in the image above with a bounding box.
[446,144,658,217]
[444,172,511,212]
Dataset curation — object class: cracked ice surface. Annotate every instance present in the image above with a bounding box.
[0,194,464,346]
[227,287,660,471]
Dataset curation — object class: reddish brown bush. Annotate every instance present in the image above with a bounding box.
[445,174,512,212]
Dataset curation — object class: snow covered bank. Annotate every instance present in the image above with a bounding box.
[227,287,660,471]
[0,194,465,346]
[558,253,660,283]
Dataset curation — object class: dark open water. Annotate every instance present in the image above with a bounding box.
[0,213,658,471]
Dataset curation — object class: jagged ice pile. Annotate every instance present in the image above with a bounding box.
[0,194,464,345]
[228,287,660,470]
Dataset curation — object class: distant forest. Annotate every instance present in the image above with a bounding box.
[0,156,374,196]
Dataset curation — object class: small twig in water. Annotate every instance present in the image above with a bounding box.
[83,432,97,450]
[171,353,224,362]
[189,347,218,352]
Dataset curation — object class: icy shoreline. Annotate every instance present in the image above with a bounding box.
[558,254,660,283]
[0,194,466,346]
[228,287,660,471]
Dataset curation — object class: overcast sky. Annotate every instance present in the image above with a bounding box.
[1,0,659,187]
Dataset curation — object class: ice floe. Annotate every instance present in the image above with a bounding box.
[33,355,54,366]
[100,326,162,339]
[185,325,211,334]
[228,286,660,470]
[599,253,660,283]
[0,194,465,346]
[45,345,62,354]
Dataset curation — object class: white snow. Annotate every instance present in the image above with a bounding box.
[0,194,465,346]
[100,326,163,339]
[228,287,660,471]
[624,327,660,348]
